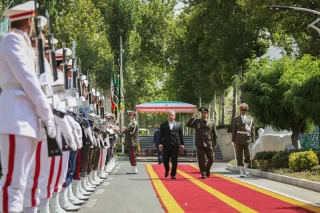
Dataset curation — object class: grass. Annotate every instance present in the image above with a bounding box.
[228,160,320,183]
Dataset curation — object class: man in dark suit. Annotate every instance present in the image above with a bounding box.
[153,124,162,164]
[159,110,184,179]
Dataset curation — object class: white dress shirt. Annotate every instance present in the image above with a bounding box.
[168,121,175,130]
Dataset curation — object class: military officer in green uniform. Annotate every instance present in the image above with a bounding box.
[232,103,255,177]
[122,110,139,174]
[186,107,217,179]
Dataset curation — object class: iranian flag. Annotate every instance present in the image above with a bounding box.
[110,71,117,112]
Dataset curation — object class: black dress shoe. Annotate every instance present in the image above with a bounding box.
[202,173,207,179]
[206,171,211,177]
[165,170,169,178]
[171,176,176,179]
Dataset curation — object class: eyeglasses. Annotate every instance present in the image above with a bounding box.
[240,109,247,111]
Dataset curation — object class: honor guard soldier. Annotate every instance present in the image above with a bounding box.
[232,103,255,177]
[0,1,56,212]
[186,107,217,179]
[122,110,139,174]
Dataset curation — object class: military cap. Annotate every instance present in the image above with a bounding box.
[45,38,58,48]
[199,106,209,112]
[127,110,137,115]
[3,1,35,22]
[239,103,249,110]
[55,48,72,61]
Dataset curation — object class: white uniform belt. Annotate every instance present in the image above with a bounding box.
[1,83,23,91]
[237,131,249,135]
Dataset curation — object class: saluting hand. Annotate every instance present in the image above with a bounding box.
[192,112,197,119]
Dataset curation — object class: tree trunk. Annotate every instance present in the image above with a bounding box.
[291,128,299,149]
[212,92,217,123]
[221,90,225,125]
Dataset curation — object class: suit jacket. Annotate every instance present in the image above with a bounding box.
[0,30,53,140]
[159,121,184,147]
[186,118,217,147]
[153,129,160,146]
[232,116,255,146]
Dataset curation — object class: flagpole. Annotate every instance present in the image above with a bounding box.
[120,31,124,154]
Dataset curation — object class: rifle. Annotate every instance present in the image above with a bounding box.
[34,0,62,157]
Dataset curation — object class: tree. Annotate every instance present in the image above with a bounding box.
[240,56,315,149]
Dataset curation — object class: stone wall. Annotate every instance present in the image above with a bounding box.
[217,129,234,161]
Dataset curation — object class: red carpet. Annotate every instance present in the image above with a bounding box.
[146,164,320,213]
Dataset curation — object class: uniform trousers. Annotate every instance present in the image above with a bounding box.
[0,134,37,213]
[80,145,91,177]
[92,149,101,171]
[105,148,111,165]
[99,148,108,171]
[24,140,53,208]
[163,145,179,176]
[127,146,137,166]
[64,151,78,188]
[196,146,214,174]
[235,144,250,167]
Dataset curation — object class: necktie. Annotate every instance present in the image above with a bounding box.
[203,120,206,126]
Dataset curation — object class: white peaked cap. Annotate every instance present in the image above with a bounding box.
[45,38,58,47]
[55,48,72,60]
[38,15,47,27]
[91,88,96,93]
[80,75,86,80]
[3,1,35,22]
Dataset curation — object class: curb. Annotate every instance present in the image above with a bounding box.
[226,164,320,193]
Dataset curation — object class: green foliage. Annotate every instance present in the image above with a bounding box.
[315,150,320,164]
[254,151,279,161]
[240,56,313,148]
[271,150,306,169]
[289,151,319,172]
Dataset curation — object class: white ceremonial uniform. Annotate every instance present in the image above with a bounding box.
[0,30,53,213]
[23,59,54,210]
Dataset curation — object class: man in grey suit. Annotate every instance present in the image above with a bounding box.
[159,110,184,179]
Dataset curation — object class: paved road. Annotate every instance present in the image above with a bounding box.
[77,160,320,213]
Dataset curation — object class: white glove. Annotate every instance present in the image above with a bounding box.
[45,118,56,138]
[92,133,97,146]
[74,122,83,149]
[231,142,234,146]
[99,134,104,147]
[54,115,77,151]
[84,127,93,142]
[66,116,81,149]
[105,136,110,148]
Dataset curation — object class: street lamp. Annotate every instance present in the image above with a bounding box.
[268,6,320,34]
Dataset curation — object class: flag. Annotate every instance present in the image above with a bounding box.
[119,66,125,111]
[110,69,118,113]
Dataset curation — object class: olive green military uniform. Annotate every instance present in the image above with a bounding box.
[124,120,139,166]
[186,118,217,175]
[232,116,255,166]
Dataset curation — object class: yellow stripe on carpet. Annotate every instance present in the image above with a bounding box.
[146,164,184,213]
[190,164,320,213]
[177,168,258,213]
